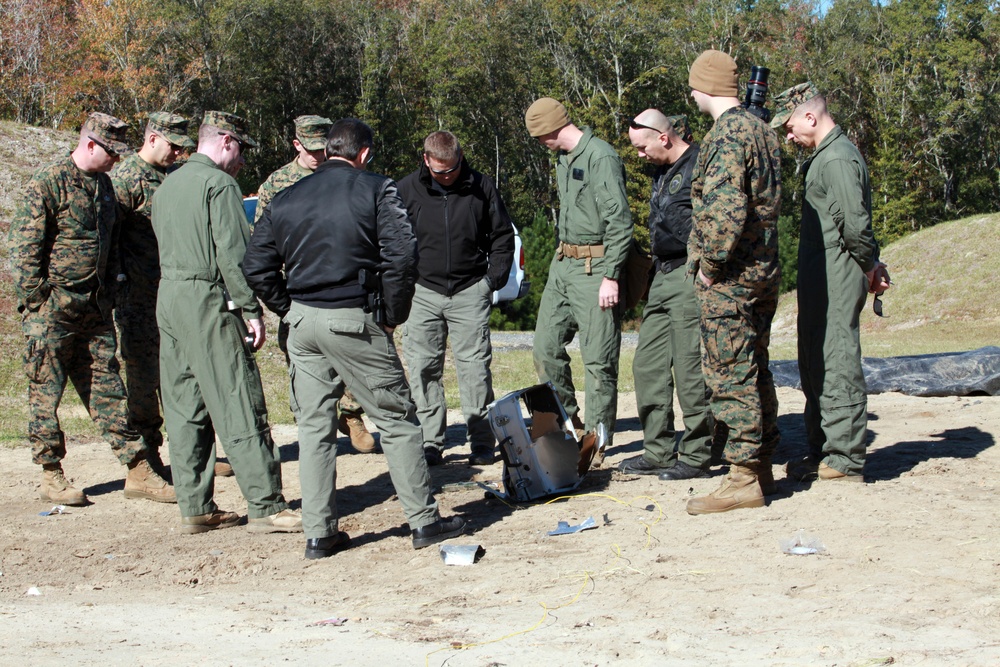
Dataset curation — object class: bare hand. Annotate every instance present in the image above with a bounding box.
[598,278,619,310]
[382,324,396,336]
[865,261,891,294]
[246,318,266,351]
[698,269,715,287]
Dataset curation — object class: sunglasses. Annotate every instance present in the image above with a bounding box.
[629,120,665,134]
[90,136,119,158]
[428,160,460,175]
[218,131,248,151]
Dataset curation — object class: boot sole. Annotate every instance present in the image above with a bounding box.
[247,523,304,534]
[124,489,178,503]
[180,518,242,534]
[686,497,766,515]
[39,492,87,506]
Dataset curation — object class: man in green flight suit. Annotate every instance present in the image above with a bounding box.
[10,112,174,506]
[152,111,301,534]
[111,112,211,477]
[685,50,782,515]
[254,115,375,454]
[770,82,890,482]
[524,97,633,448]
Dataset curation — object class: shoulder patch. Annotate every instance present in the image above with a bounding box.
[668,174,684,195]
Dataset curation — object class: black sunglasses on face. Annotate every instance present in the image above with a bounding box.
[90,136,119,157]
[218,131,247,151]
[428,161,460,175]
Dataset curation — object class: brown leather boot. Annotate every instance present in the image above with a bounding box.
[40,464,87,506]
[124,457,177,503]
[686,464,765,515]
[339,414,376,453]
[758,458,777,496]
[214,461,234,477]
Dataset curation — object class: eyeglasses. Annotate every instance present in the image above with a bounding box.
[90,136,119,158]
[364,148,375,164]
[428,160,460,175]
[629,120,665,134]
[218,131,247,151]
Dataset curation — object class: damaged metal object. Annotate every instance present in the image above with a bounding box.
[488,383,606,502]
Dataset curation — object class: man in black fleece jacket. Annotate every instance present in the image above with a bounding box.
[244,119,466,557]
[397,131,515,466]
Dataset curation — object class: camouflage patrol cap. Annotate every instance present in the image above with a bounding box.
[294,115,333,151]
[770,82,821,129]
[84,112,131,156]
[202,110,258,148]
[667,114,692,142]
[147,112,196,149]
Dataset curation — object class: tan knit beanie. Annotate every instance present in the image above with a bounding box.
[525,97,570,137]
[688,50,739,97]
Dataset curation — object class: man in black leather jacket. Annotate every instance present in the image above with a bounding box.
[244,118,466,558]
[397,131,515,467]
[619,110,714,481]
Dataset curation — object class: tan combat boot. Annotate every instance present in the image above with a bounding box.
[339,414,376,453]
[40,463,87,506]
[686,464,766,515]
[818,462,864,482]
[214,461,234,477]
[124,457,177,503]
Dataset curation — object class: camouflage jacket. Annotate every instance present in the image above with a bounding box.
[9,154,120,318]
[254,158,312,227]
[689,106,781,307]
[111,153,174,295]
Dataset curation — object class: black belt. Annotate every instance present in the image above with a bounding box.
[654,256,686,274]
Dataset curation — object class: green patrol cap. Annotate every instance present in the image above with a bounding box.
[84,112,131,156]
[202,110,258,148]
[770,81,820,129]
[294,115,332,151]
[667,114,692,142]
[147,112,196,149]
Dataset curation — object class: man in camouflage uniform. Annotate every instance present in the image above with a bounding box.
[111,112,206,477]
[254,115,375,454]
[620,110,713,481]
[152,111,300,534]
[9,112,175,506]
[771,82,889,483]
[685,50,782,514]
[524,97,633,447]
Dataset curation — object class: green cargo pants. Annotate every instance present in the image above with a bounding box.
[633,267,712,468]
[402,280,496,455]
[533,253,621,444]
[285,302,439,539]
[157,280,288,519]
[798,253,870,475]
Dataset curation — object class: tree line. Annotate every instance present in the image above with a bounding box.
[2,0,998,327]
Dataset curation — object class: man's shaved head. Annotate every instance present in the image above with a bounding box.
[632,109,673,136]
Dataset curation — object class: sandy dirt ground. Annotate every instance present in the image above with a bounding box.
[2,387,999,666]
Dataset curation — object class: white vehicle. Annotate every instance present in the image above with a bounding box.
[244,196,528,304]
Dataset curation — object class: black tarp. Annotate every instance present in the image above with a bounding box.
[771,346,1000,397]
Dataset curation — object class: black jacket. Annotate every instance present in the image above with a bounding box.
[243,160,417,327]
[397,158,515,297]
[649,144,700,261]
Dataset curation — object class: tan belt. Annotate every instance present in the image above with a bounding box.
[558,242,605,274]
